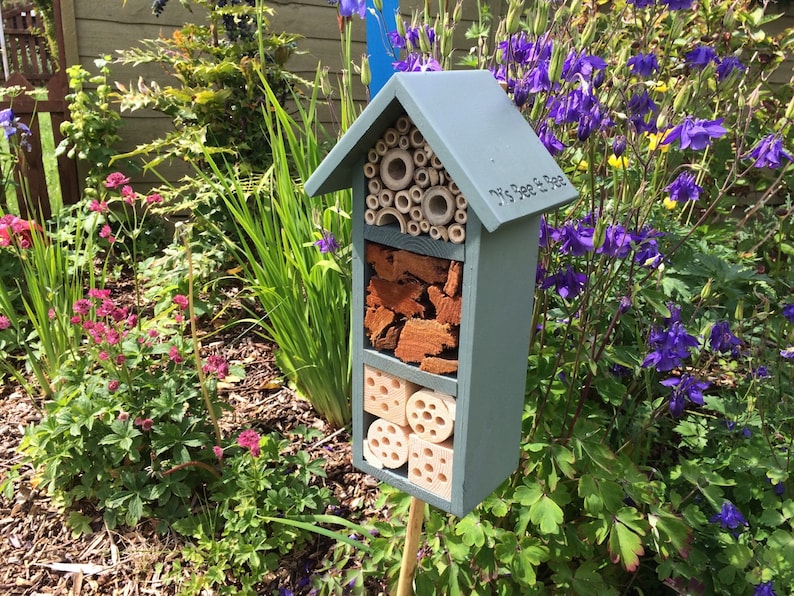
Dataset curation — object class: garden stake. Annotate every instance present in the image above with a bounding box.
[396,496,425,596]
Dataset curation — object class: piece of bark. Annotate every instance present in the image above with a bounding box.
[394,319,457,363]
[427,285,462,326]
[366,278,425,318]
[364,306,396,340]
[392,250,449,285]
[420,357,459,375]
[371,325,401,351]
[365,242,396,281]
[443,260,463,297]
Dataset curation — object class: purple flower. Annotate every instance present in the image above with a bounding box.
[666,171,703,202]
[662,0,693,9]
[393,54,442,72]
[562,50,607,82]
[598,224,633,258]
[709,321,742,355]
[540,265,588,300]
[627,53,659,77]
[619,296,632,314]
[781,346,794,359]
[537,124,565,156]
[0,314,10,330]
[629,0,656,7]
[754,581,777,596]
[612,135,627,157]
[632,228,664,268]
[743,134,793,169]
[716,56,745,81]
[557,222,595,256]
[642,307,699,372]
[387,30,405,49]
[685,45,718,68]
[513,78,530,108]
[709,501,748,534]
[661,374,709,417]
[662,117,727,151]
[237,429,262,457]
[783,304,794,322]
[338,0,366,19]
[314,233,340,254]
[752,366,770,379]
[627,90,658,118]
[539,216,556,248]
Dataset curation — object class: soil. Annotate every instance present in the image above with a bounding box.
[0,300,390,595]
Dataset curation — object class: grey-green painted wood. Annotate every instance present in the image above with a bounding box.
[310,73,577,516]
[304,71,578,233]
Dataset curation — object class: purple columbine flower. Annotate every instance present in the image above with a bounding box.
[557,221,595,256]
[663,0,693,9]
[709,501,748,535]
[642,306,699,372]
[716,56,745,81]
[314,232,340,254]
[562,50,607,82]
[612,135,627,157]
[754,581,777,596]
[666,171,703,202]
[628,0,656,7]
[663,116,727,151]
[387,30,405,50]
[537,123,565,156]
[781,346,794,359]
[709,320,742,355]
[598,224,634,258]
[783,304,794,322]
[627,90,658,118]
[337,0,366,19]
[685,45,718,68]
[743,134,793,169]
[540,265,588,300]
[627,52,659,77]
[632,227,665,268]
[661,374,709,417]
[539,216,556,248]
[393,54,442,72]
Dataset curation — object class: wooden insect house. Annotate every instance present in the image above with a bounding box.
[305,71,578,516]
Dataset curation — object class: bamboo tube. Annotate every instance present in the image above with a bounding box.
[375,139,389,156]
[454,208,467,224]
[427,168,440,186]
[419,220,430,233]
[364,209,377,225]
[412,149,428,167]
[413,167,431,189]
[368,178,382,194]
[429,225,449,242]
[455,194,467,209]
[430,153,443,170]
[363,161,378,179]
[379,189,395,208]
[380,148,415,191]
[395,190,412,214]
[395,115,412,134]
[448,180,460,195]
[406,220,422,236]
[375,207,407,232]
[409,206,424,222]
[448,223,466,244]
[366,194,380,210]
[367,148,380,164]
[409,185,423,204]
[383,127,400,148]
[408,127,424,148]
[398,135,411,150]
[422,186,456,226]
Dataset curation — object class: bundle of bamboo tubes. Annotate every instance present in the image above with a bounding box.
[363,115,467,244]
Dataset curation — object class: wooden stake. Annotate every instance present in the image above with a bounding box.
[396,496,425,596]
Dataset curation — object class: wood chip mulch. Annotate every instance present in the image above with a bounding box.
[0,324,390,595]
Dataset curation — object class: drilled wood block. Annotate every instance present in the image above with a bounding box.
[363,365,420,426]
[406,389,456,443]
[366,418,411,469]
[408,434,454,501]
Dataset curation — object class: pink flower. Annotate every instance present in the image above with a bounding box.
[98,350,109,361]
[99,224,115,243]
[172,294,189,310]
[148,328,159,338]
[0,314,10,330]
[69,315,81,325]
[72,299,92,315]
[89,200,108,214]
[115,354,126,365]
[117,411,129,422]
[105,172,130,189]
[121,185,136,204]
[203,355,230,378]
[108,379,120,392]
[146,193,163,204]
[48,308,56,320]
[169,345,183,363]
[105,329,120,345]
[213,445,224,461]
[88,288,111,299]
[237,429,261,457]
[134,417,154,431]
[175,314,184,323]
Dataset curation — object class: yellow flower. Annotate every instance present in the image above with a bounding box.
[577,160,589,171]
[663,197,677,210]
[652,80,668,93]
[608,154,629,169]
[647,131,671,153]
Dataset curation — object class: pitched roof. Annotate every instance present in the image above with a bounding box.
[305,70,577,232]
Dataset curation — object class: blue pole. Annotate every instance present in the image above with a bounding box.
[366,0,399,97]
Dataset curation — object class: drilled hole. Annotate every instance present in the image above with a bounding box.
[416,424,425,433]
[422,411,432,421]
[428,403,436,410]
[411,468,422,477]
[380,386,388,395]
[366,377,375,387]
[381,404,389,412]
[424,463,434,472]
[438,473,447,483]
[436,417,445,426]
[415,400,425,409]
[391,379,401,388]
[423,448,433,457]
[370,439,380,448]
[391,453,399,460]
[387,426,396,435]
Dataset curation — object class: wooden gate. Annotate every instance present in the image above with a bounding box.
[1,0,79,220]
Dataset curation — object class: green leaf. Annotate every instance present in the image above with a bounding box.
[529,495,564,535]
[455,514,487,548]
[608,518,645,572]
[67,511,94,537]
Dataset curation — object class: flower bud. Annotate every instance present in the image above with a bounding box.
[580,18,597,47]
[453,0,463,23]
[418,24,432,53]
[700,278,712,300]
[656,109,669,131]
[361,54,371,87]
[613,135,627,157]
[735,299,744,322]
[373,0,382,11]
[506,0,524,34]
[785,94,794,120]
[672,85,691,113]
[531,2,549,36]
[548,41,566,83]
[747,85,761,108]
